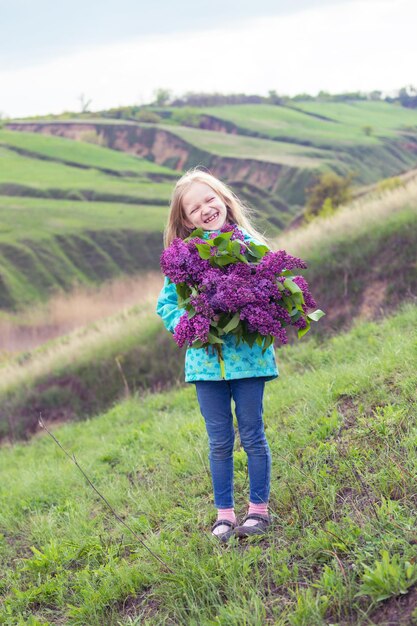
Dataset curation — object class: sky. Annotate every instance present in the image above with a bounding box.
[0,0,416,118]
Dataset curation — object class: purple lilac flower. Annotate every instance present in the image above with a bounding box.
[162,234,319,348]
[173,312,211,347]
[160,238,209,286]
[190,293,215,318]
[211,274,258,312]
[257,251,307,281]
[294,317,307,330]
[292,276,317,309]
[240,303,289,345]
[220,223,245,241]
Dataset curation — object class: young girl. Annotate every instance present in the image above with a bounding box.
[156,168,278,542]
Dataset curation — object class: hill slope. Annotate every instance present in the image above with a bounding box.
[3,101,417,311]
[1,177,415,440]
[1,303,416,624]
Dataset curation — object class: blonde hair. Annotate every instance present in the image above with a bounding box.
[163,168,269,248]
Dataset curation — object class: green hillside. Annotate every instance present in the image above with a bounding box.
[1,178,415,441]
[196,101,417,144]
[2,100,417,311]
[0,130,176,309]
[166,102,417,184]
[1,303,416,624]
[0,195,169,309]
[0,128,177,177]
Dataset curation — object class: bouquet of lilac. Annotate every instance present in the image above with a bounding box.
[160,224,324,373]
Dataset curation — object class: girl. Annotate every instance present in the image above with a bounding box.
[156,168,278,542]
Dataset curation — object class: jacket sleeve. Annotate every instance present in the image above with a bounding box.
[156,276,184,334]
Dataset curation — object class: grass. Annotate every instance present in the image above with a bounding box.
[198,102,417,147]
[0,226,166,310]
[0,196,168,243]
[0,303,416,624]
[1,174,415,439]
[156,124,332,168]
[0,295,184,439]
[0,146,173,201]
[0,129,176,177]
[272,174,417,256]
[0,271,163,353]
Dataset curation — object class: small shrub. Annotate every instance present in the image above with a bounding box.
[136,110,162,124]
[305,171,354,221]
[356,550,417,602]
[171,108,201,128]
[377,176,404,193]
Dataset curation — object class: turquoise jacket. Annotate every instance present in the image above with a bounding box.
[156,227,279,383]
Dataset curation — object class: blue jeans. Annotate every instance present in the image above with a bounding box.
[195,377,271,508]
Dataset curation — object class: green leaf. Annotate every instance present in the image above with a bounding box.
[298,322,311,339]
[248,242,269,258]
[207,332,224,345]
[283,278,302,294]
[216,238,231,252]
[231,240,242,256]
[282,295,293,312]
[215,255,236,266]
[185,227,205,241]
[195,243,211,259]
[213,231,233,246]
[222,312,241,334]
[243,332,258,348]
[307,309,326,322]
[187,309,197,319]
[191,339,205,349]
[262,335,274,353]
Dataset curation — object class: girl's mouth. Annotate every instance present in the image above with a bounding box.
[204,212,219,224]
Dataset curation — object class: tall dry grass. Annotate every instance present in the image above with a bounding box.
[273,173,417,256]
[0,297,160,395]
[0,271,164,353]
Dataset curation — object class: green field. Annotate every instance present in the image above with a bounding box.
[158,124,333,167]
[198,101,417,146]
[2,100,417,311]
[0,146,173,202]
[1,303,416,624]
[0,129,176,177]
[0,196,168,242]
[1,179,415,440]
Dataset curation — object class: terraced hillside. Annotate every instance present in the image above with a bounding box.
[3,101,417,310]
[1,177,415,440]
[8,100,417,207]
[0,127,285,309]
[0,129,175,309]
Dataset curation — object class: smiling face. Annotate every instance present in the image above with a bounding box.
[181,181,228,231]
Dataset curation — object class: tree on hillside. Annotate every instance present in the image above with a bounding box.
[398,85,417,108]
[153,88,172,106]
[304,171,354,221]
[268,90,286,105]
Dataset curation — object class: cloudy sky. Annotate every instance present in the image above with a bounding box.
[1,0,416,118]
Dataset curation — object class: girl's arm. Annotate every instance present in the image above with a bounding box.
[156,276,184,333]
